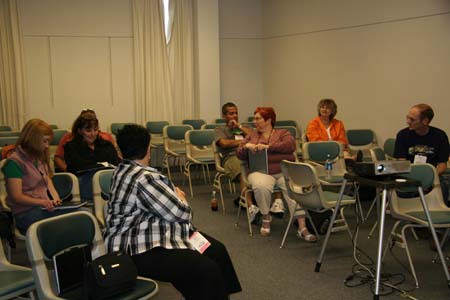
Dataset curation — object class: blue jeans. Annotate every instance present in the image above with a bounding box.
[14,206,78,235]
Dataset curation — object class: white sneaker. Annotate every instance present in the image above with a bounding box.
[248,205,260,223]
[270,198,285,214]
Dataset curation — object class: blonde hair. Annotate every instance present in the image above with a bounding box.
[17,119,53,166]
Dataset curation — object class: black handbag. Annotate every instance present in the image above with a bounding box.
[84,252,138,300]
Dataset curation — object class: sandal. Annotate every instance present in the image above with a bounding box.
[260,215,272,236]
[297,227,317,242]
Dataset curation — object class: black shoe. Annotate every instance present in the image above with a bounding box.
[319,218,330,235]
[270,211,284,219]
[251,212,262,225]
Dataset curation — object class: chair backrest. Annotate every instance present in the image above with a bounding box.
[211,142,225,173]
[49,124,58,129]
[110,123,132,135]
[92,169,114,227]
[201,124,223,130]
[184,130,215,161]
[52,172,81,202]
[346,129,377,151]
[391,163,447,218]
[241,122,256,128]
[247,116,254,122]
[275,120,298,128]
[302,141,346,176]
[0,136,18,147]
[163,125,192,156]
[0,131,20,137]
[26,211,105,300]
[0,125,12,132]
[215,118,226,124]
[383,138,396,159]
[369,147,386,162]
[275,125,301,160]
[146,121,169,147]
[281,160,327,211]
[51,129,68,146]
[182,119,206,130]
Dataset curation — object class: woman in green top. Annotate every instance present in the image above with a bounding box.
[2,119,74,234]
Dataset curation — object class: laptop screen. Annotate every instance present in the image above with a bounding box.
[52,244,92,295]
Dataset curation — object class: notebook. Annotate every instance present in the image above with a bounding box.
[248,148,269,174]
[52,244,92,295]
[41,201,87,211]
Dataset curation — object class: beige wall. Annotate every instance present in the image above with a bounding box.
[261,0,450,143]
[219,0,263,122]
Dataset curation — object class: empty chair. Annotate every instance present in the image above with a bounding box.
[275,120,298,128]
[146,121,169,147]
[201,124,224,130]
[383,138,396,159]
[184,129,215,197]
[275,125,301,161]
[52,172,81,202]
[247,116,254,122]
[49,129,69,172]
[110,122,132,136]
[215,118,226,124]
[280,160,355,248]
[369,146,387,162]
[0,238,35,300]
[26,211,159,300]
[162,125,193,181]
[182,119,206,130]
[384,163,450,287]
[49,124,58,129]
[92,169,114,227]
[0,126,12,131]
[346,129,377,160]
[0,131,20,137]
[0,137,18,147]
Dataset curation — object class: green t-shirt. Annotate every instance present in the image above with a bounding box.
[2,159,25,178]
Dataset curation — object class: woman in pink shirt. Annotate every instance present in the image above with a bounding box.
[237,107,316,241]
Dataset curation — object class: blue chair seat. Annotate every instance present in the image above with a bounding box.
[0,270,34,296]
[407,211,450,224]
[60,279,157,300]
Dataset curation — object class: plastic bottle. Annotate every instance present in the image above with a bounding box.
[325,154,332,179]
[211,191,218,211]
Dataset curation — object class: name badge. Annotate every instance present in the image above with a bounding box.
[189,232,211,254]
[234,135,244,140]
[413,154,427,164]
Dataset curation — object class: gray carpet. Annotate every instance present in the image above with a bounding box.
[9,172,450,300]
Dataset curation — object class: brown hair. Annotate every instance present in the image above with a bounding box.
[16,119,53,165]
[317,98,337,120]
[254,107,276,127]
[71,110,99,141]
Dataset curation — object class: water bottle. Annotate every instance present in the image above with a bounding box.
[211,191,218,211]
[325,154,332,179]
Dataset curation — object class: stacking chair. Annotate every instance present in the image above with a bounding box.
[275,120,298,128]
[184,130,215,197]
[384,163,450,287]
[26,211,159,300]
[110,122,132,136]
[49,125,58,129]
[214,118,226,124]
[162,125,193,181]
[52,172,81,202]
[280,160,355,248]
[49,130,69,173]
[0,239,36,300]
[247,116,254,122]
[212,142,235,214]
[0,126,12,132]
[201,124,223,130]
[146,121,169,148]
[0,137,18,147]
[383,138,396,159]
[369,146,387,162]
[346,129,377,161]
[92,169,114,227]
[0,131,20,137]
[303,141,364,220]
[182,119,206,130]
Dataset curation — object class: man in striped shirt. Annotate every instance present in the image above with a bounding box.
[104,124,241,300]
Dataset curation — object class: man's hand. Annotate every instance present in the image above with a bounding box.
[228,119,240,128]
[176,187,187,202]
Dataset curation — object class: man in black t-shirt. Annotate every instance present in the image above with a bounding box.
[394,103,450,205]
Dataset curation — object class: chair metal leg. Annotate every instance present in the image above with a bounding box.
[280,205,297,248]
[235,188,253,236]
[315,179,347,272]
[402,225,420,288]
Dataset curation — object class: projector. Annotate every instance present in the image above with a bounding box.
[352,160,411,177]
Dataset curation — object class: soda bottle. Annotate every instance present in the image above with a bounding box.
[211,191,218,211]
